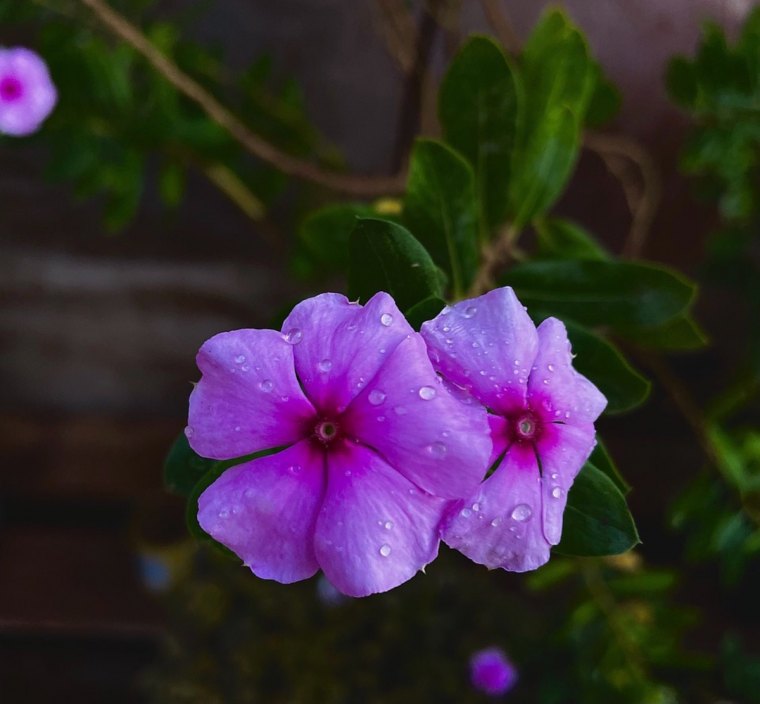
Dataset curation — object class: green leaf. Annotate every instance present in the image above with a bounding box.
[163,432,217,498]
[405,295,446,331]
[159,161,186,208]
[585,63,621,127]
[589,440,630,495]
[439,36,521,230]
[565,322,651,414]
[298,203,376,275]
[555,462,640,556]
[507,9,595,226]
[502,259,696,331]
[348,218,443,310]
[534,217,608,261]
[619,314,709,350]
[404,139,479,296]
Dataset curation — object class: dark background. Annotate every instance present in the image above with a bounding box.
[0,1,753,701]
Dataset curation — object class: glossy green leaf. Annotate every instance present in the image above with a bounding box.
[534,217,608,261]
[619,314,709,350]
[589,440,630,495]
[555,462,640,556]
[298,203,376,275]
[502,259,696,331]
[565,322,651,414]
[507,9,595,226]
[585,63,622,127]
[163,432,218,498]
[404,295,447,331]
[439,36,521,230]
[348,218,443,310]
[404,139,479,297]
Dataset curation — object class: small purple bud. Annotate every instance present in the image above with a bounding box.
[469,647,518,697]
[0,47,57,136]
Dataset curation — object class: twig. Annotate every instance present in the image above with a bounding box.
[584,131,662,259]
[478,0,522,54]
[78,0,405,197]
[469,224,519,297]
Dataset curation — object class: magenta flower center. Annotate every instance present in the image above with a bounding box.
[314,418,341,445]
[0,75,24,102]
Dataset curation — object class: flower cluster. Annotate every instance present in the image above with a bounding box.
[0,47,57,137]
[186,287,605,596]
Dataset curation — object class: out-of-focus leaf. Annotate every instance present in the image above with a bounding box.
[439,36,521,231]
[348,218,443,310]
[589,440,630,495]
[164,432,217,498]
[556,462,640,556]
[619,314,709,350]
[404,139,479,297]
[159,161,186,207]
[404,295,446,331]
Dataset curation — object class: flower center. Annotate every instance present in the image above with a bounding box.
[0,76,23,102]
[514,412,538,441]
[314,419,340,445]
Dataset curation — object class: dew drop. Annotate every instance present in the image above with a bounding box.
[426,441,447,457]
[547,364,555,372]
[550,472,559,480]
[463,306,477,318]
[379,544,392,557]
[288,464,302,474]
[185,426,194,438]
[376,415,386,422]
[460,507,472,518]
[491,517,502,528]
[368,390,386,406]
[284,327,303,344]
[442,325,451,333]
[218,508,230,519]
[471,341,480,348]
[542,378,549,385]
[551,487,563,499]
[383,521,393,530]
[472,502,481,512]
[394,406,407,416]
[318,359,333,372]
[234,425,241,432]
[511,504,532,522]
[418,386,436,400]
[234,354,246,364]
[380,313,393,327]
[259,379,273,392]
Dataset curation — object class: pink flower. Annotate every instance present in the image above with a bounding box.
[470,647,518,697]
[0,48,57,136]
[421,287,606,572]
[187,292,491,596]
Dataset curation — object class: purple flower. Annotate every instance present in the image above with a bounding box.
[187,292,491,596]
[0,48,57,136]
[421,287,606,572]
[470,647,518,697]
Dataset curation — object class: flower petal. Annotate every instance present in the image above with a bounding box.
[343,333,491,499]
[0,48,57,136]
[281,292,414,413]
[528,317,607,425]
[197,440,326,584]
[536,422,597,545]
[188,329,316,459]
[314,440,446,597]
[421,288,539,414]
[442,444,549,573]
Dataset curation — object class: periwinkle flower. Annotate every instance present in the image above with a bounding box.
[421,287,606,572]
[0,48,57,136]
[469,647,518,697]
[187,292,491,597]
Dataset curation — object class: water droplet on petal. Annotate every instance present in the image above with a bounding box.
[426,441,447,457]
[185,426,194,438]
[472,502,480,512]
[384,521,393,530]
[490,517,502,527]
[283,327,303,344]
[218,508,230,519]
[318,359,332,372]
[288,464,302,474]
[394,406,407,416]
[376,415,386,422]
[259,379,273,392]
[463,306,477,318]
[234,425,241,432]
[552,487,563,499]
[380,313,393,327]
[550,472,559,480]
[418,386,436,400]
[511,504,532,522]
[368,389,386,406]
[460,507,472,518]
[547,364,555,372]
[379,544,392,557]
[234,354,246,364]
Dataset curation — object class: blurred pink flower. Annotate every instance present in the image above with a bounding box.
[0,47,57,136]
[470,647,518,697]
